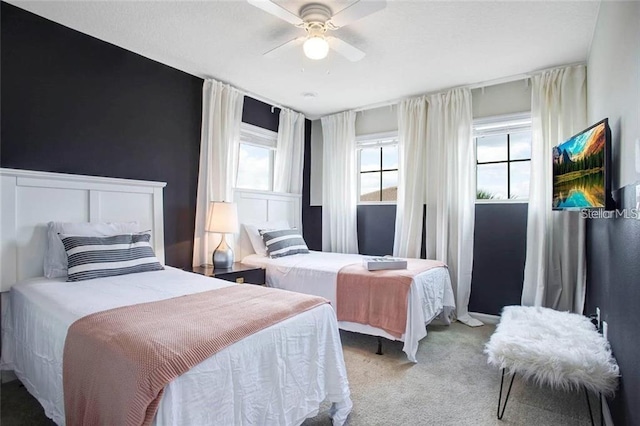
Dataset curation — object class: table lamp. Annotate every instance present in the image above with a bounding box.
[206,201,239,269]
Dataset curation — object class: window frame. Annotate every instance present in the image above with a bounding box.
[474,113,532,204]
[356,131,399,205]
[235,122,277,192]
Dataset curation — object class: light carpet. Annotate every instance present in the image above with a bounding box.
[1,322,598,425]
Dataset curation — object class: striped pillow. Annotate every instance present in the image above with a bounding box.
[60,233,164,282]
[260,229,310,258]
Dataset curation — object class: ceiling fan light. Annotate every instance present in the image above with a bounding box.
[303,36,329,60]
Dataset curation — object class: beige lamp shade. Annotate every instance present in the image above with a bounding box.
[206,201,239,234]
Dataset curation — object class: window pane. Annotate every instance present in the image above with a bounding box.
[360,172,381,202]
[382,145,398,170]
[510,131,532,160]
[476,134,508,163]
[236,143,271,191]
[510,160,530,199]
[360,147,380,172]
[381,170,398,201]
[477,163,508,199]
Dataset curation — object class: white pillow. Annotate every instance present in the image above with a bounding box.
[243,220,290,256]
[44,221,140,278]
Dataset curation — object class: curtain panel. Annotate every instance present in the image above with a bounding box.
[192,79,244,267]
[393,88,480,326]
[425,89,479,326]
[394,96,428,258]
[274,108,305,195]
[522,65,587,313]
[321,111,359,253]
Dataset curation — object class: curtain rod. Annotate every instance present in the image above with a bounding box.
[351,62,586,115]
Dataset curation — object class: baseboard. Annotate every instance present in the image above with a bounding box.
[602,396,614,426]
[469,312,500,325]
[1,370,17,384]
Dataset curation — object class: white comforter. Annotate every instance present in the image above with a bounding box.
[242,252,456,362]
[0,266,352,425]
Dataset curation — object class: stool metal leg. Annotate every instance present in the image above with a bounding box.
[584,387,595,426]
[497,369,516,420]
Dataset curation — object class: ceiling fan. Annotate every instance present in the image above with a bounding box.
[248,0,387,62]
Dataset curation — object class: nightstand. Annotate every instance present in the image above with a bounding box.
[190,263,266,285]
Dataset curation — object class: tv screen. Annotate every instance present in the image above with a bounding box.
[552,118,611,210]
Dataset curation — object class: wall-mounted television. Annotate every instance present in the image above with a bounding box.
[552,118,613,210]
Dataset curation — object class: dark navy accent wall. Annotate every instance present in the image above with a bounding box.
[469,203,528,315]
[585,185,640,426]
[1,2,202,268]
[0,3,300,269]
[242,97,280,132]
[357,205,397,256]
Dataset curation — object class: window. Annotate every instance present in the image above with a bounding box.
[357,132,399,203]
[235,123,277,191]
[474,113,532,201]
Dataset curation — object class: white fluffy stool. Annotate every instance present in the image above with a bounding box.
[485,306,619,424]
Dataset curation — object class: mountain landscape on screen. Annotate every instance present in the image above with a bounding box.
[552,121,607,209]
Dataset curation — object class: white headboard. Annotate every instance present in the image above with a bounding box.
[234,189,302,260]
[0,168,166,292]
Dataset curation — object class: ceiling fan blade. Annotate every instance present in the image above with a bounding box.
[329,0,386,28]
[248,0,304,26]
[327,36,366,62]
[263,37,306,59]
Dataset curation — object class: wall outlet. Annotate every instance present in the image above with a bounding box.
[603,321,609,341]
[596,307,601,329]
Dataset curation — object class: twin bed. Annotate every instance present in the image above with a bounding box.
[0,169,352,425]
[242,251,455,362]
[2,267,351,425]
[0,168,455,425]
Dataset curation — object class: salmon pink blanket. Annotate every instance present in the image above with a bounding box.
[63,284,328,426]
[336,259,446,338]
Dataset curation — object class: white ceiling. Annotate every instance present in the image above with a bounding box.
[8,1,601,118]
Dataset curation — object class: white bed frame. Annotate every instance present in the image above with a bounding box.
[0,168,166,292]
[234,189,301,260]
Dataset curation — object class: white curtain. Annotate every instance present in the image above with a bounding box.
[393,96,428,258]
[321,111,358,253]
[393,88,480,326]
[192,79,244,267]
[426,89,480,326]
[522,65,587,313]
[274,108,305,194]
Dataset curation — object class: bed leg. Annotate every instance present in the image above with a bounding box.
[497,369,515,420]
[376,337,383,355]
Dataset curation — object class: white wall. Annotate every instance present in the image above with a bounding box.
[587,0,640,190]
[355,105,398,135]
[471,79,532,118]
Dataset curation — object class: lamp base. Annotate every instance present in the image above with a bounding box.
[213,235,234,269]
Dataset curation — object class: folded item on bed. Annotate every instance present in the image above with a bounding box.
[337,259,446,338]
[63,284,329,426]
